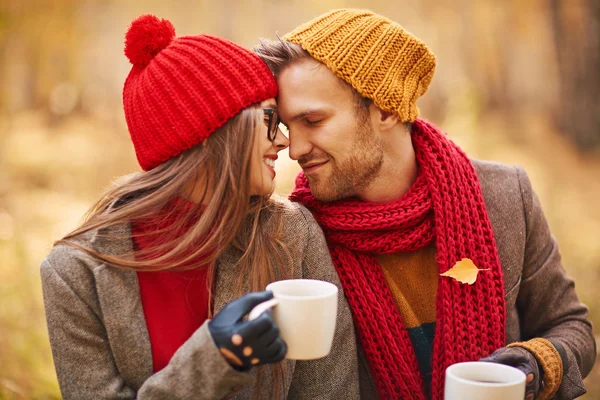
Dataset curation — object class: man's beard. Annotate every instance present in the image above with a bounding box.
[307,123,384,202]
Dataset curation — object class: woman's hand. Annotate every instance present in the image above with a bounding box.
[208,291,287,370]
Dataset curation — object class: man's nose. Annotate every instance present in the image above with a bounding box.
[288,131,312,161]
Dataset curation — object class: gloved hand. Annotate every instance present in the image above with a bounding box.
[480,346,541,400]
[208,291,287,371]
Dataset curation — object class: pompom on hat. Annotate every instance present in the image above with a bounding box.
[284,9,436,123]
[122,15,278,171]
[124,15,176,67]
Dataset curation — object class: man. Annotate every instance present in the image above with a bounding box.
[255,8,596,400]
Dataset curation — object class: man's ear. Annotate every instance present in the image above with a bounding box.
[370,103,399,131]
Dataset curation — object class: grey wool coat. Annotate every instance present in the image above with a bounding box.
[473,161,595,399]
[41,201,360,400]
[352,160,596,400]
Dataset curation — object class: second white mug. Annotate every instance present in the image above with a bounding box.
[445,361,526,400]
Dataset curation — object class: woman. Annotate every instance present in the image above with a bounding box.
[40,15,359,400]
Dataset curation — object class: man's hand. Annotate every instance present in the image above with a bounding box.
[480,347,541,400]
[208,291,287,371]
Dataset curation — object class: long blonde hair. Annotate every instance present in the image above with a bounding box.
[56,105,291,398]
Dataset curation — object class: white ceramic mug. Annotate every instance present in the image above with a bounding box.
[445,361,526,400]
[248,279,338,360]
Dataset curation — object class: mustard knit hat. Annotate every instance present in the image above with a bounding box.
[284,9,436,122]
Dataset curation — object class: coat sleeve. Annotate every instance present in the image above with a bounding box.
[515,167,596,399]
[41,256,253,400]
[285,205,360,400]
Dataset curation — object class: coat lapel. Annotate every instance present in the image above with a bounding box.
[90,223,154,390]
[213,246,247,314]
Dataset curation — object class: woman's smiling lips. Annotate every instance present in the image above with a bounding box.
[264,155,277,178]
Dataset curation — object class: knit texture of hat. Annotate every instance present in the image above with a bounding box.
[284,9,435,122]
[123,15,278,171]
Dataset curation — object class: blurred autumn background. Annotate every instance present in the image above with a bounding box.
[1,0,599,398]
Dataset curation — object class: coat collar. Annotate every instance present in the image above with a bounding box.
[89,223,154,390]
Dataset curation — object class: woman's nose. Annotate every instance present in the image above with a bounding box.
[273,128,289,150]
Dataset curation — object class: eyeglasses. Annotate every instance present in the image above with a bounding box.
[263,108,280,142]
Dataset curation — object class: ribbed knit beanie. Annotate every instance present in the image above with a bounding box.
[284,9,435,122]
[123,15,278,170]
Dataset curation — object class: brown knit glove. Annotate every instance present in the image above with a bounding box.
[507,339,564,400]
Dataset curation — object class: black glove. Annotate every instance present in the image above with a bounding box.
[480,346,541,400]
[208,291,287,371]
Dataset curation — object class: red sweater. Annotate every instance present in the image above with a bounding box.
[132,198,210,372]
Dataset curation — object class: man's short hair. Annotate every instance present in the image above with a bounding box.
[254,38,371,117]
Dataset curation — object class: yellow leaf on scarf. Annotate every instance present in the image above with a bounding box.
[440,258,489,285]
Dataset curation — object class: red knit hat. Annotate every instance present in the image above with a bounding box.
[122,15,278,170]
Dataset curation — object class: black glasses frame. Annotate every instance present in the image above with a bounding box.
[263,108,279,142]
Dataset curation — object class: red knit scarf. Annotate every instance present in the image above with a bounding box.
[290,119,506,399]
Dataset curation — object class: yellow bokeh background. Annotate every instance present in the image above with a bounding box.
[1,0,598,398]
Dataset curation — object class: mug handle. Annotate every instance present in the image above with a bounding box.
[248,298,279,320]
